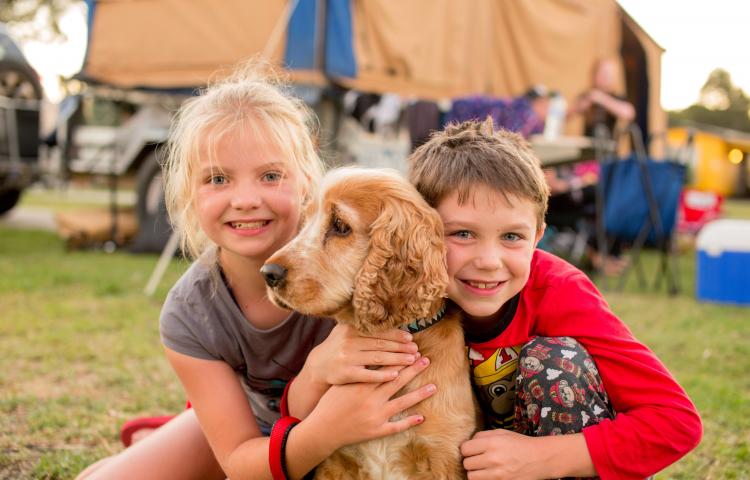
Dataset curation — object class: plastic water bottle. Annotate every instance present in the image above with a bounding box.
[544,92,567,140]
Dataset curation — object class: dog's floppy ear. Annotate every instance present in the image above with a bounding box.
[351,193,448,334]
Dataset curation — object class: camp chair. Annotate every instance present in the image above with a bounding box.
[594,124,689,295]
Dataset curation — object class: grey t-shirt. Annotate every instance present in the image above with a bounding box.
[160,258,335,431]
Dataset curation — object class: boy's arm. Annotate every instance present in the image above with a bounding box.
[536,272,702,479]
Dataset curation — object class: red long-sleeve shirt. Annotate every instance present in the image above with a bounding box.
[466,249,702,479]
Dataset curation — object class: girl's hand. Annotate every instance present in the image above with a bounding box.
[303,356,435,451]
[305,324,419,386]
[461,429,542,480]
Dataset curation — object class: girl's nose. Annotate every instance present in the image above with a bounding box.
[230,188,263,210]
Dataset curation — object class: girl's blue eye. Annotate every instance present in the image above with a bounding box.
[209,174,227,185]
[263,171,283,182]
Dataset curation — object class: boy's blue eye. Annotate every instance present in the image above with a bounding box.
[450,230,473,240]
[502,232,522,242]
[209,174,227,185]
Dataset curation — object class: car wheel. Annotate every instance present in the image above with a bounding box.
[131,148,173,252]
[0,188,21,215]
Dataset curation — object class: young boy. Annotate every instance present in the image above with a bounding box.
[408,118,702,479]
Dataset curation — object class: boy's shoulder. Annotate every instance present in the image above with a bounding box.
[528,249,587,288]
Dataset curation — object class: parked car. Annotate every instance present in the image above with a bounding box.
[0,23,43,214]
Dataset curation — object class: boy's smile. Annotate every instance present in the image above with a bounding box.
[437,185,544,328]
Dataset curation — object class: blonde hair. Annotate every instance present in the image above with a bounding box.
[408,118,549,229]
[163,61,325,259]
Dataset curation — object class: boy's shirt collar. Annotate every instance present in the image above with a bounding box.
[463,294,520,344]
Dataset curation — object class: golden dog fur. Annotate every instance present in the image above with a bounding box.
[264,167,477,479]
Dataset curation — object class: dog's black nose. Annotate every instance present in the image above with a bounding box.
[260,263,287,288]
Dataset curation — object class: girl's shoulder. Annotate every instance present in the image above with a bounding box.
[169,254,220,299]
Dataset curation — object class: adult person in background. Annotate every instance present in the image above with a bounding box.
[545,58,637,274]
[572,57,635,137]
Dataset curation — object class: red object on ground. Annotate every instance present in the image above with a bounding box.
[120,415,175,447]
[677,188,723,234]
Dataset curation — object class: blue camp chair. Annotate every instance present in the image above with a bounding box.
[594,124,689,294]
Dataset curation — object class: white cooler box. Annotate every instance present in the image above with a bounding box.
[696,219,750,306]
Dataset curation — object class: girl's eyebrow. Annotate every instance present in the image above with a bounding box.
[199,166,225,175]
[255,161,286,171]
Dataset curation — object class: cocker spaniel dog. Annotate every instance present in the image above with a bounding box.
[262,167,477,479]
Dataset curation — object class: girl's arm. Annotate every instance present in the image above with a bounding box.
[288,323,419,418]
[165,346,434,479]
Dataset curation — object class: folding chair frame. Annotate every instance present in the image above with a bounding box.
[593,124,684,295]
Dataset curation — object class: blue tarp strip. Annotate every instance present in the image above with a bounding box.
[80,0,97,72]
[284,0,318,70]
[325,0,357,78]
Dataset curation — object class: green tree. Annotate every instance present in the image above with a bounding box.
[0,0,77,41]
[669,68,750,133]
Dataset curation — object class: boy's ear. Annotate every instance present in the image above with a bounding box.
[534,223,547,248]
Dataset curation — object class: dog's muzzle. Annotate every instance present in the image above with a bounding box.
[260,263,287,288]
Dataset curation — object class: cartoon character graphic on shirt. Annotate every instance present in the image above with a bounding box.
[469,345,522,429]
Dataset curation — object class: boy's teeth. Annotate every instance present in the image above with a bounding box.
[231,221,267,229]
[467,281,499,289]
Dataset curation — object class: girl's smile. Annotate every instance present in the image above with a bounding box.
[195,127,303,263]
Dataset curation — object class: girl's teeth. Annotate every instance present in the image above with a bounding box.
[232,221,266,229]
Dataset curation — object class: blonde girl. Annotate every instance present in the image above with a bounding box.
[77,62,435,480]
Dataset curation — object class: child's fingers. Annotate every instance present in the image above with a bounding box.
[378,357,430,396]
[379,413,425,437]
[367,328,414,344]
[360,337,418,354]
[462,452,488,472]
[348,367,400,383]
[355,351,417,367]
[460,436,487,458]
[385,383,436,418]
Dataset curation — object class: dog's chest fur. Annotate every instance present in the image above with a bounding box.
[314,315,477,479]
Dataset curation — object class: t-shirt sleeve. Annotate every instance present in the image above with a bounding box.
[537,271,702,480]
[159,289,220,361]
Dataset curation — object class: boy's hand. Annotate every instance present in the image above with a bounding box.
[461,429,543,480]
[303,356,435,452]
[306,324,419,386]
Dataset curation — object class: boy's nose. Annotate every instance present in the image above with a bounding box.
[473,250,502,270]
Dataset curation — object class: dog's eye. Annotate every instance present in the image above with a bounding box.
[331,217,351,236]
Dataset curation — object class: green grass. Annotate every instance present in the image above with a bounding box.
[1,199,749,479]
[18,185,135,213]
[0,228,189,479]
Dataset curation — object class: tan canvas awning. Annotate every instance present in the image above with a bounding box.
[81,0,663,136]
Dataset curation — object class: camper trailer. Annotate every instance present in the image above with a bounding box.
[57,0,665,251]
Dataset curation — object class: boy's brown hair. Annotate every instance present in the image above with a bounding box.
[407,117,549,229]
